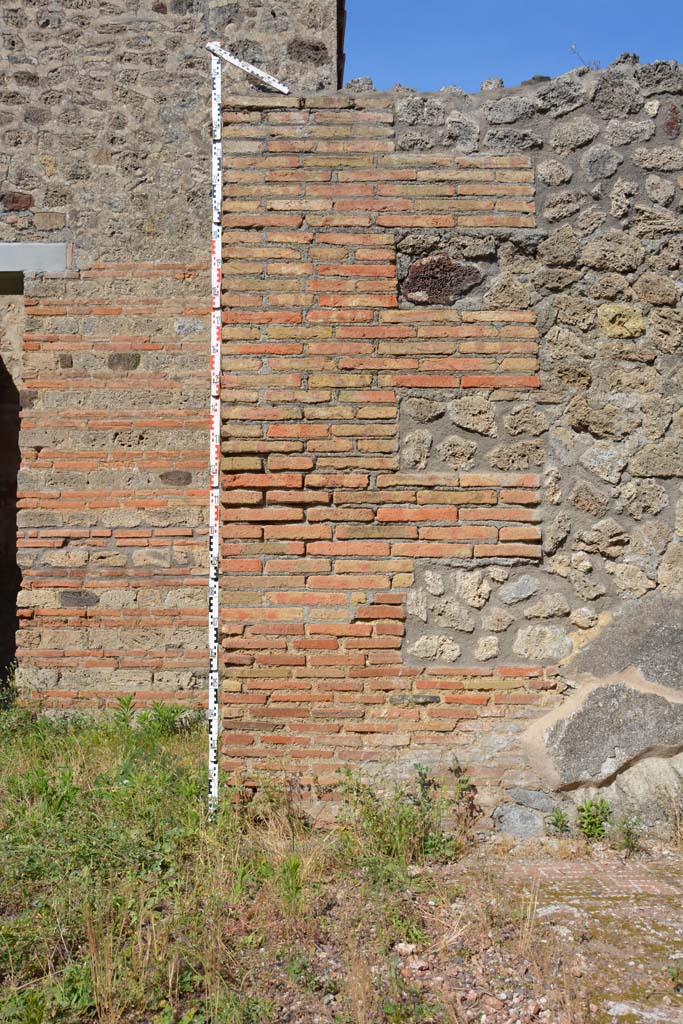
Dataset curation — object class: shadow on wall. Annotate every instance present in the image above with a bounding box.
[0,354,20,675]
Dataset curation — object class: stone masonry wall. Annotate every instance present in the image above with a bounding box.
[16,262,210,704]
[0,0,344,258]
[220,93,550,816]
[220,58,683,824]
[3,0,343,702]
[4,1,683,824]
[387,61,683,674]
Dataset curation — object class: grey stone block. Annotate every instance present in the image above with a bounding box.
[0,243,67,273]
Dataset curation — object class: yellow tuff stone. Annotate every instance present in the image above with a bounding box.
[598,303,645,338]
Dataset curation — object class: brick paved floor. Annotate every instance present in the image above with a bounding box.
[500,851,683,1023]
[506,858,683,897]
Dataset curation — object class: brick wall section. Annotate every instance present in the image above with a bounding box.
[219,93,558,804]
[4,0,344,705]
[16,263,210,707]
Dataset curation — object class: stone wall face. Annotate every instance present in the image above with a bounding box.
[4,0,683,824]
[386,60,683,670]
[0,0,344,261]
[4,0,342,701]
[16,262,211,704]
[220,59,683,825]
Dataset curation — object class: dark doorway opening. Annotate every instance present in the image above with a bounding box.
[0,282,23,680]
[0,357,20,677]
[0,272,23,297]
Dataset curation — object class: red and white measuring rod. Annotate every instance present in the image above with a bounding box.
[206,42,289,816]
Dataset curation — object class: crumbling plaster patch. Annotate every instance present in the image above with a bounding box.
[522,669,683,790]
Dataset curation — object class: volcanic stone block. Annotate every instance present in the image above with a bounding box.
[402,253,483,305]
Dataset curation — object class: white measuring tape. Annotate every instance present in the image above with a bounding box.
[207,42,291,95]
[206,43,290,817]
[208,52,222,818]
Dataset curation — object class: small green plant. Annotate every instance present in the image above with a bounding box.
[241,771,311,835]
[613,815,642,855]
[0,660,18,710]
[548,807,570,834]
[210,991,277,1024]
[668,962,683,993]
[112,695,201,739]
[52,960,95,1016]
[337,764,467,874]
[278,854,303,911]
[5,991,46,1024]
[281,951,318,991]
[387,910,426,947]
[577,797,611,840]
[138,700,186,736]
[382,960,443,1023]
[113,692,136,730]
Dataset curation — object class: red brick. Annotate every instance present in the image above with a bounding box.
[267,424,329,439]
[474,543,541,558]
[308,575,390,590]
[307,623,372,637]
[378,507,459,523]
[308,541,391,556]
[500,489,541,505]
[392,542,472,557]
[499,526,542,541]
[460,508,541,522]
[461,374,540,389]
[444,693,490,705]
[223,472,302,489]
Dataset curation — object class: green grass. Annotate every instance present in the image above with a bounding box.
[0,704,253,1022]
[0,704,472,1024]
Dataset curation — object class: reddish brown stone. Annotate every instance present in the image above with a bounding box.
[402,252,483,305]
[663,102,682,139]
[287,38,329,63]
[2,192,33,211]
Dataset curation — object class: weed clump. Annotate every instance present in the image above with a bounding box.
[0,660,17,711]
[612,814,642,855]
[546,799,648,854]
[547,807,569,835]
[0,704,242,1023]
[576,797,612,840]
[337,763,478,878]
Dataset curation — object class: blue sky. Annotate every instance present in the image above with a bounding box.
[344,0,683,93]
